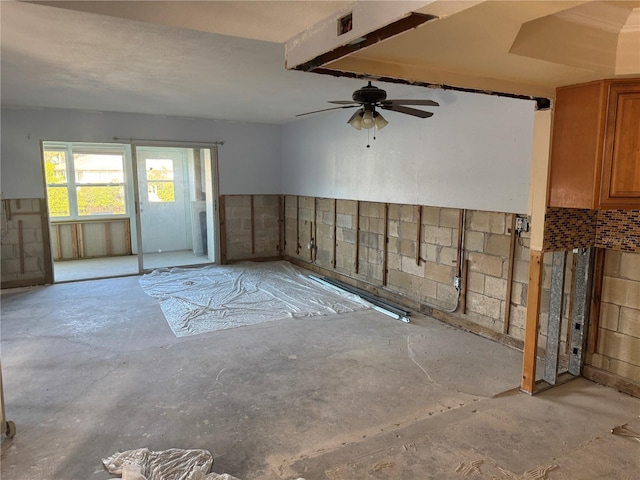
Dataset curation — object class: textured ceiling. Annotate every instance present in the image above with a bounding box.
[2,1,639,124]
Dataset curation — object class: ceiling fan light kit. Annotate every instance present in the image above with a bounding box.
[297,81,438,143]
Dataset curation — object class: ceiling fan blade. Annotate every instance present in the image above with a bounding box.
[381,99,439,107]
[381,105,434,118]
[328,100,360,105]
[296,105,358,117]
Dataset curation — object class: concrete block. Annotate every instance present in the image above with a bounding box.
[423,206,440,226]
[359,216,369,232]
[360,232,379,249]
[485,234,510,257]
[225,195,251,207]
[400,239,415,257]
[15,215,42,229]
[390,237,401,255]
[424,226,452,247]
[485,276,507,300]
[469,210,506,234]
[439,208,460,229]
[401,204,417,222]
[388,220,400,238]
[467,271,485,294]
[438,246,457,266]
[424,262,453,284]
[1,244,15,258]
[464,231,484,253]
[598,330,640,365]
[401,255,424,277]
[336,213,353,229]
[321,211,334,225]
[388,269,414,293]
[513,259,530,284]
[337,200,357,216]
[2,229,19,244]
[423,243,438,262]
[602,277,640,310]
[618,306,640,337]
[467,292,502,320]
[599,303,620,331]
[337,227,356,244]
[468,252,504,277]
[368,203,384,219]
[509,304,527,329]
[300,196,315,209]
[316,249,331,266]
[436,283,458,304]
[400,221,418,240]
[387,252,401,271]
[369,218,384,235]
[387,204,400,221]
[619,252,640,282]
[316,223,332,239]
[609,359,640,383]
[416,277,438,300]
[587,353,611,371]
[604,250,622,277]
[2,258,21,274]
[509,325,525,341]
[317,198,333,212]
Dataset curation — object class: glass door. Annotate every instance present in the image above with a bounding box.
[135,146,218,270]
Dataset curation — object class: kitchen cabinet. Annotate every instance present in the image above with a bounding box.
[548,79,640,209]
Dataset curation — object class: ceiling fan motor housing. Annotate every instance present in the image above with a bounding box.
[353,82,387,105]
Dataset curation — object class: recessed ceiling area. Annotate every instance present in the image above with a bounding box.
[289,0,640,98]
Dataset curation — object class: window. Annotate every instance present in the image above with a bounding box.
[145,159,175,202]
[44,144,127,219]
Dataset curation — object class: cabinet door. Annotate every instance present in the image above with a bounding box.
[600,82,640,208]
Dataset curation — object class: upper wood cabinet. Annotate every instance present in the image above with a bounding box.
[548,79,640,209]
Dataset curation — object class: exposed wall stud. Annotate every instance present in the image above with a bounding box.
[503,214,517,334]
[219,195,227,264]
[250,195,255,255]
[296,195,300,254]
[415,205,422,265]
[521,249,544,393]
[18,220,25,274]
[332,199,338,268]
[105,223,112,256]
[354,200,359,272]
[382,203,389,286]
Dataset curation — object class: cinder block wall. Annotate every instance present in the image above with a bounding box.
[222,195,281,262]
[282,196,544,345]
[587,250,640,383]
[1,199,51,288]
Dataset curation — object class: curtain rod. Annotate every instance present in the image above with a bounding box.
[112,137,224,147]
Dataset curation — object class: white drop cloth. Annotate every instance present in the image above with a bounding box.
[139,261,370,337]
[102,448,240,480]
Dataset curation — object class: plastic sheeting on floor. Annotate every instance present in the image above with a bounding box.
[102,448,240,480]
[139,261,371,337]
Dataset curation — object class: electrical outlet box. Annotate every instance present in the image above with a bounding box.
[453,277,462,289]
[515,216,530,234]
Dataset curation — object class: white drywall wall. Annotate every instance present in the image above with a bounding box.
[1,107,282,198]
[282,89,535,213]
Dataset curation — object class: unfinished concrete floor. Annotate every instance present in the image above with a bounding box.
[1,273,639,480]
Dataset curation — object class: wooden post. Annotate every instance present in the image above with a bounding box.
[18,220,25,274]
[295,196,300,254]
[55,225,62,260]
[250,195,255,255]
[105,222,112,256]
[71,224,79,259]
[415,205,422,265]
[382,203,389,286]
[503,214,517,334]
[461,259,468,314]
[332,199,337,268]
[77,223,84,258]
[219,195,227,264]
[521,249,544,393]
[313,197,318,262]
[354,200,359,273]
[279,195,285,255]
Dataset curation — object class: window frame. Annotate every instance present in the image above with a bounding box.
[43,143,130,221]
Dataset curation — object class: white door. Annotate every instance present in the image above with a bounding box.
[136,148,189,253]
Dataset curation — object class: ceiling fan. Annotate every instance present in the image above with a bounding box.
[296,81,439,131]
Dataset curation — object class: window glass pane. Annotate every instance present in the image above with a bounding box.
[46,186,70,217]
[146,159,174,181]
[74,153,125,184]
[147,182,175,202]
[77,185,126,216]
[44,151,67,184]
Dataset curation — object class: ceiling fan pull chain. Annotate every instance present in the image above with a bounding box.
[367,129,371,148]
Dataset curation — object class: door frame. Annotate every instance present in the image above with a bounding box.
[131,142,221,273]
